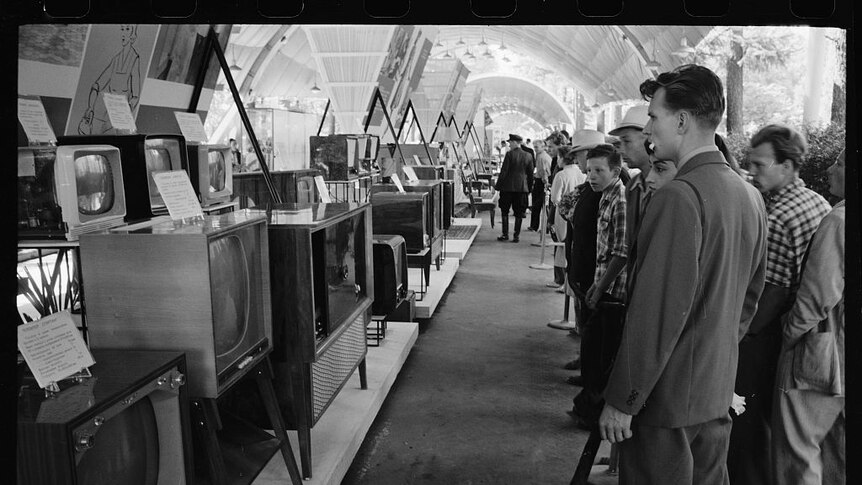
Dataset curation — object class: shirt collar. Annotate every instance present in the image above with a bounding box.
[678,145,719,168]
[627,172,648,193]
[764,177,805,205]
[601,178,623,198]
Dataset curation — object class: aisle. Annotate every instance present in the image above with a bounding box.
[343,215,612,484]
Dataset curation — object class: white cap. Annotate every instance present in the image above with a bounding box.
[608,105,649,136]
[570,129,607,152]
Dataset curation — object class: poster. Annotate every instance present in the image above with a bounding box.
[65,24,160,135]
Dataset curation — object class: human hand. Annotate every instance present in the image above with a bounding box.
[731,393,746,416]
[599,403,633,443]
[586,284,599,310]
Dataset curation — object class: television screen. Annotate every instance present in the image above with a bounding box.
[75,395,160,485]
[209,234,250,357]
[207,150,227,193]
[144,147,171,204]
[75,153,115,216]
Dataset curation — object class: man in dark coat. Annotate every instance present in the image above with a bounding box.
[494,133,534,243]
[599,64,768,484]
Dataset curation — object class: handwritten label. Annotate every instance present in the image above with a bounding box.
[152,171,204,221]
[18,311,95,390]
[314,175,332,203]
[390,173,406,193]
[174,112,209,143]
[102,93,137,133]
[403,165,418,182]
[18,97,57,144]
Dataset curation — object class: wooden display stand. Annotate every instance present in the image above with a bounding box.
[191,355,301,485]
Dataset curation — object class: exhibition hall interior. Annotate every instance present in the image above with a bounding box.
[13,14,851,485]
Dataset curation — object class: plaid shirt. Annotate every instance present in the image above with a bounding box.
[595,178,628,300]
[763,177,832,291]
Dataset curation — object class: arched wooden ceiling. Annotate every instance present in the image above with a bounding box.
[222,24,712,129]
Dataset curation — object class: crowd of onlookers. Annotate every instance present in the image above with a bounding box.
[492,64,845,485]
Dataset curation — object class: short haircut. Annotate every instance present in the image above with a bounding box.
[639,64,725,129]
[229,138,236,143]
[557,145,573,164]
[749,124,808,170]
[546,131,566,147]
[586,144,622,170]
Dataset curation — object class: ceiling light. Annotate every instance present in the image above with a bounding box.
[435,38,444,48]
[502,55,511,63]
[671,37,696,57]
[605,88,616,97]
[591,101,600,109]
[479,31,488,46]
[456,36,465,46]
[483,48,493,59]
[310,83,321,94]
[228,45,242,71]
[645,59,661,69]
[443,50,452,58]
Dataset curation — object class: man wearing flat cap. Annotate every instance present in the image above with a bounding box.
[494,133,534,242]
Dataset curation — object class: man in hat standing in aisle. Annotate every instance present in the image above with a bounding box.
[495,133,534,242]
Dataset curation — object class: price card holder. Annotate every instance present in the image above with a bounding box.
[18,310,96,394]
[152,171,204,221]
[18,95,57,145]
[102,93,137,134]
[173,112,209,144]
[403,165,418,182]
[390,173,406,193]
[314,175,333,203]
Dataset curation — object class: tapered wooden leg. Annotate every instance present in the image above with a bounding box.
[256,358,303,484]
[191,398,227,485]
[359,358,368,390]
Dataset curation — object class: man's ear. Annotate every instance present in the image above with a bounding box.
[677,111,690,134]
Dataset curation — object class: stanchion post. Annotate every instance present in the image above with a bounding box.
[529,192,554,269]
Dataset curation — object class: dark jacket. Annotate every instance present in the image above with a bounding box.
[604,150,767,427]
[494,146,534,193]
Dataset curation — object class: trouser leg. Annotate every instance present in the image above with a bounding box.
[513,216,522,237]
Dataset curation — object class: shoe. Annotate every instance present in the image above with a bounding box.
[568,327,581,337]
[526,227,537,232]
[555,285,566,293]
[497,234,509,241]
[547,320,577,330]
[546,281,563,288]
[566,375,585,386]
[563,358,581,370]
[511,236,519,243]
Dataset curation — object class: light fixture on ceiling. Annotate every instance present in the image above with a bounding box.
[435,38,444,48]
[443,50,453,58]
[456,36,465,46]
[479,30,488,46]
[645,39,662,69]
[310,81,321,94]
[228,45,242,72]
[502,55,511,63]
[499,32,507,51]
[483,48,494,59]
[464,48,475,60]
[671,34,696,58]
[605,87,616,97]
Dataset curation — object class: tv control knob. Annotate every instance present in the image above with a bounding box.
[171,372,186,389]
[122,393,137,405]
[75,434,94,451]
[157,376,168,386]
[355,284,362,296]
[341,265,350,279]
[93,416,105,427]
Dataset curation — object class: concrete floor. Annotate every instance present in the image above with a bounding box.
[343,213,618,484]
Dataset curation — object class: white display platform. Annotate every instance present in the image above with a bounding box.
[444,217,482,259]
[252,322,418,485]
[410,257,459,319]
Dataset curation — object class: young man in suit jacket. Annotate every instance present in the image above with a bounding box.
[599,64,768,484]
[494,133,534,242]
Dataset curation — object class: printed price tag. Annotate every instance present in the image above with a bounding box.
[18,97,56,144]
[390,173,406,193]
[152,171,204,220]
[174,112,209,143]
[403,165,418,181]
[18,311,95,390]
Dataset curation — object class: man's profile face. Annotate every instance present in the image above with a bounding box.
[747,142,789,194]
[616,128,649,170]
[587,156,619,192]
[643,88,679,162]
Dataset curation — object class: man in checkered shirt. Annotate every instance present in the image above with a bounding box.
[572,144,628,428]
[727,124,833,485]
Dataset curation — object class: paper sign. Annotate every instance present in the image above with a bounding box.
[314,175,332,203]
[173,112,209,143]
[18,97,57,144]
[412,154,423,166]
[18,310,96,389]
[152,171,204,220]
[102,93,137,133]
[391,173,406,193]
[403,165,418,181]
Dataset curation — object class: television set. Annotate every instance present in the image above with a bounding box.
[17,145,127,241]
[376,143,405,182]
[410,165,444,180]
[79,211,272,399]
[185,143,233,207]
[246,202,373,477]
[371,180,443,240]
[232,168,320,208]
[58,134,188,222]
[399,143,438,166]
[17,349,192,485]
[371,234,409,316]
[369,191,430,253]
[309,134,380,181]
